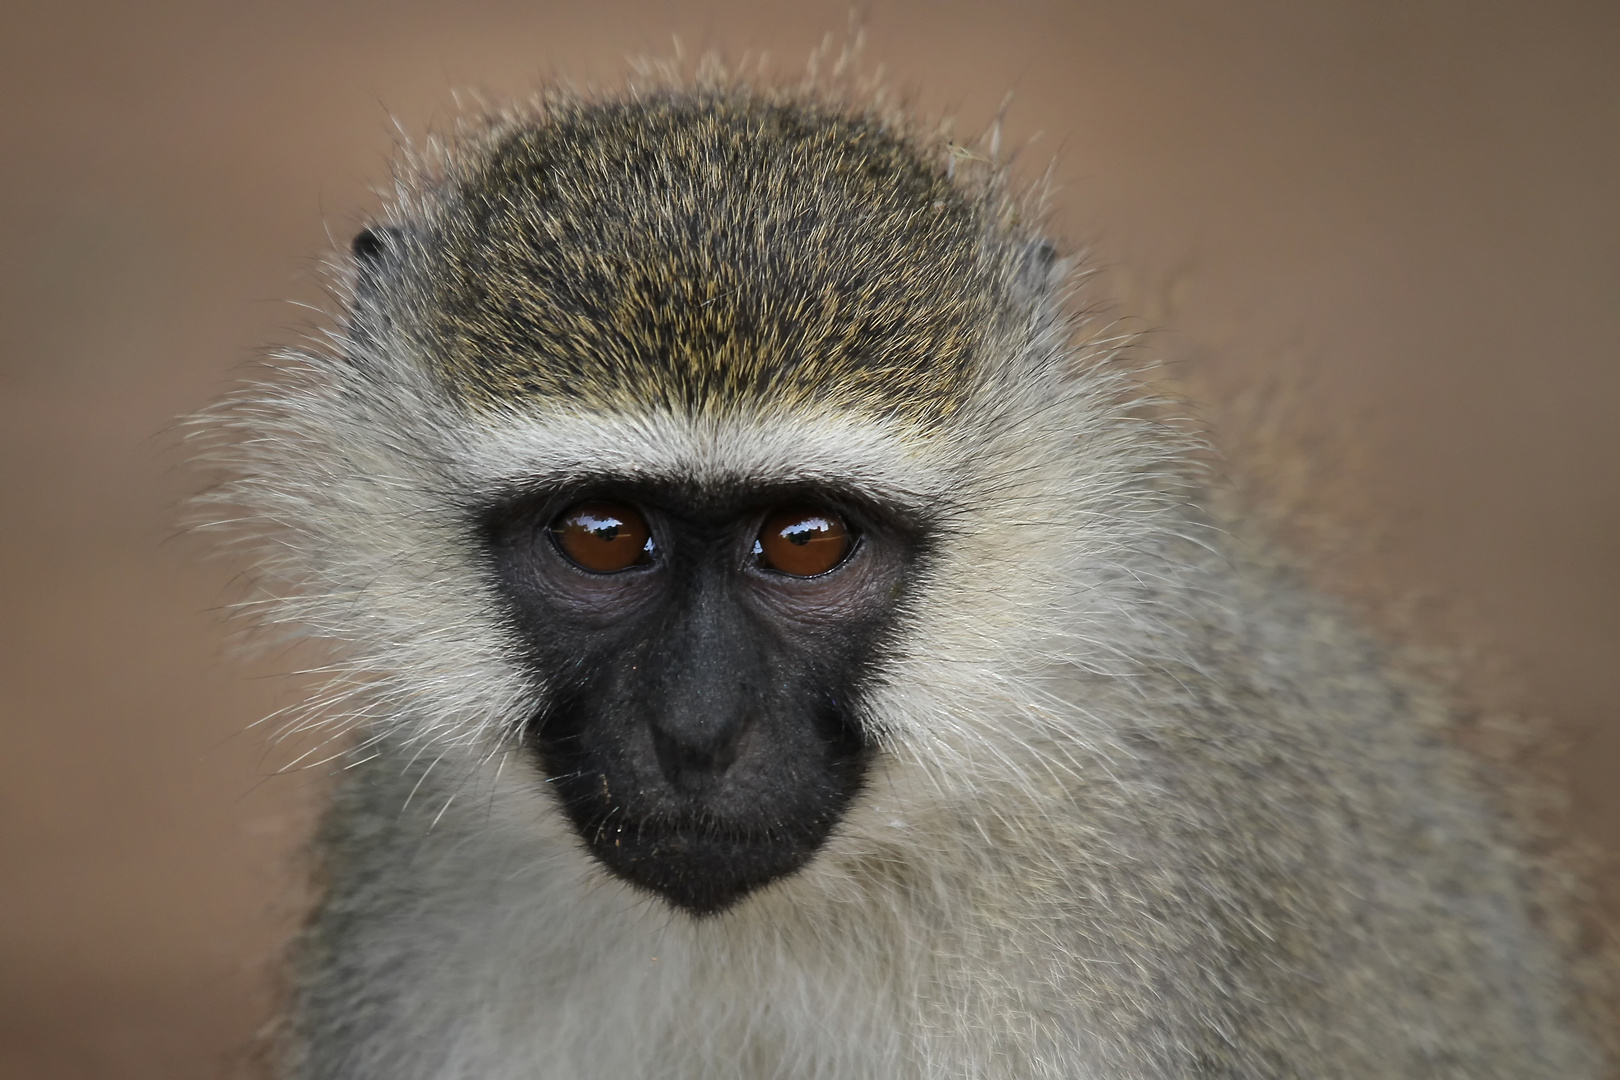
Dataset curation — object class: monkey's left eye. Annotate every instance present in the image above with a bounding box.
[753,507,853,577]
[550,501,654,573]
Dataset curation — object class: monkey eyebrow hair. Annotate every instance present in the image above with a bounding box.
[453,407,957,514]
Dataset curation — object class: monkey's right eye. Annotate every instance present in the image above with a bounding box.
[549,501,654,573]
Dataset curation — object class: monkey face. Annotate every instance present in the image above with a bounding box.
[483,480,921,915]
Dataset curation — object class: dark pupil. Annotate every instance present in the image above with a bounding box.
[785,519,825,545]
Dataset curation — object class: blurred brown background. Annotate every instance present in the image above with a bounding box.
[1,1,1616,1076]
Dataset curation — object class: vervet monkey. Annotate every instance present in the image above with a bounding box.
[202,76,1603,1079]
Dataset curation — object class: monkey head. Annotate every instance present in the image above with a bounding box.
[216,89,1155,918]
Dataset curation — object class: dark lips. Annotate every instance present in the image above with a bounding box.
[574,810,837,916]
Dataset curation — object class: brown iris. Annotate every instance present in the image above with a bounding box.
[550,501,653,572]
[756,507,852,577]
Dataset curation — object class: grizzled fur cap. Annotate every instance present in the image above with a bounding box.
[349,87,1051,426]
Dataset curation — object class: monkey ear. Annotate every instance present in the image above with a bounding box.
[346,226,403,360]
[1015,239,1062,299]
[351,225,402,285]
[349,225,403,304]
[352,226,390,266]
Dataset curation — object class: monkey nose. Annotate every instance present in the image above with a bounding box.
[649,715,749,794]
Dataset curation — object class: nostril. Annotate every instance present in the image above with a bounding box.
[650,719,748,792]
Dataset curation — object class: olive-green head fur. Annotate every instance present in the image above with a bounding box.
[352,89,1040,427]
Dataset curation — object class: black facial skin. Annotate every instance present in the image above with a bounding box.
[483,481,920,916]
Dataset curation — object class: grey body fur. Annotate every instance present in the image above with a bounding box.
[202,77,1601,1079]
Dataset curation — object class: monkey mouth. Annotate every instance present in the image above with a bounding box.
[527,692,870,916]
[575,809,833,916]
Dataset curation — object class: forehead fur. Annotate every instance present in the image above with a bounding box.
[382,90,1026,426]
